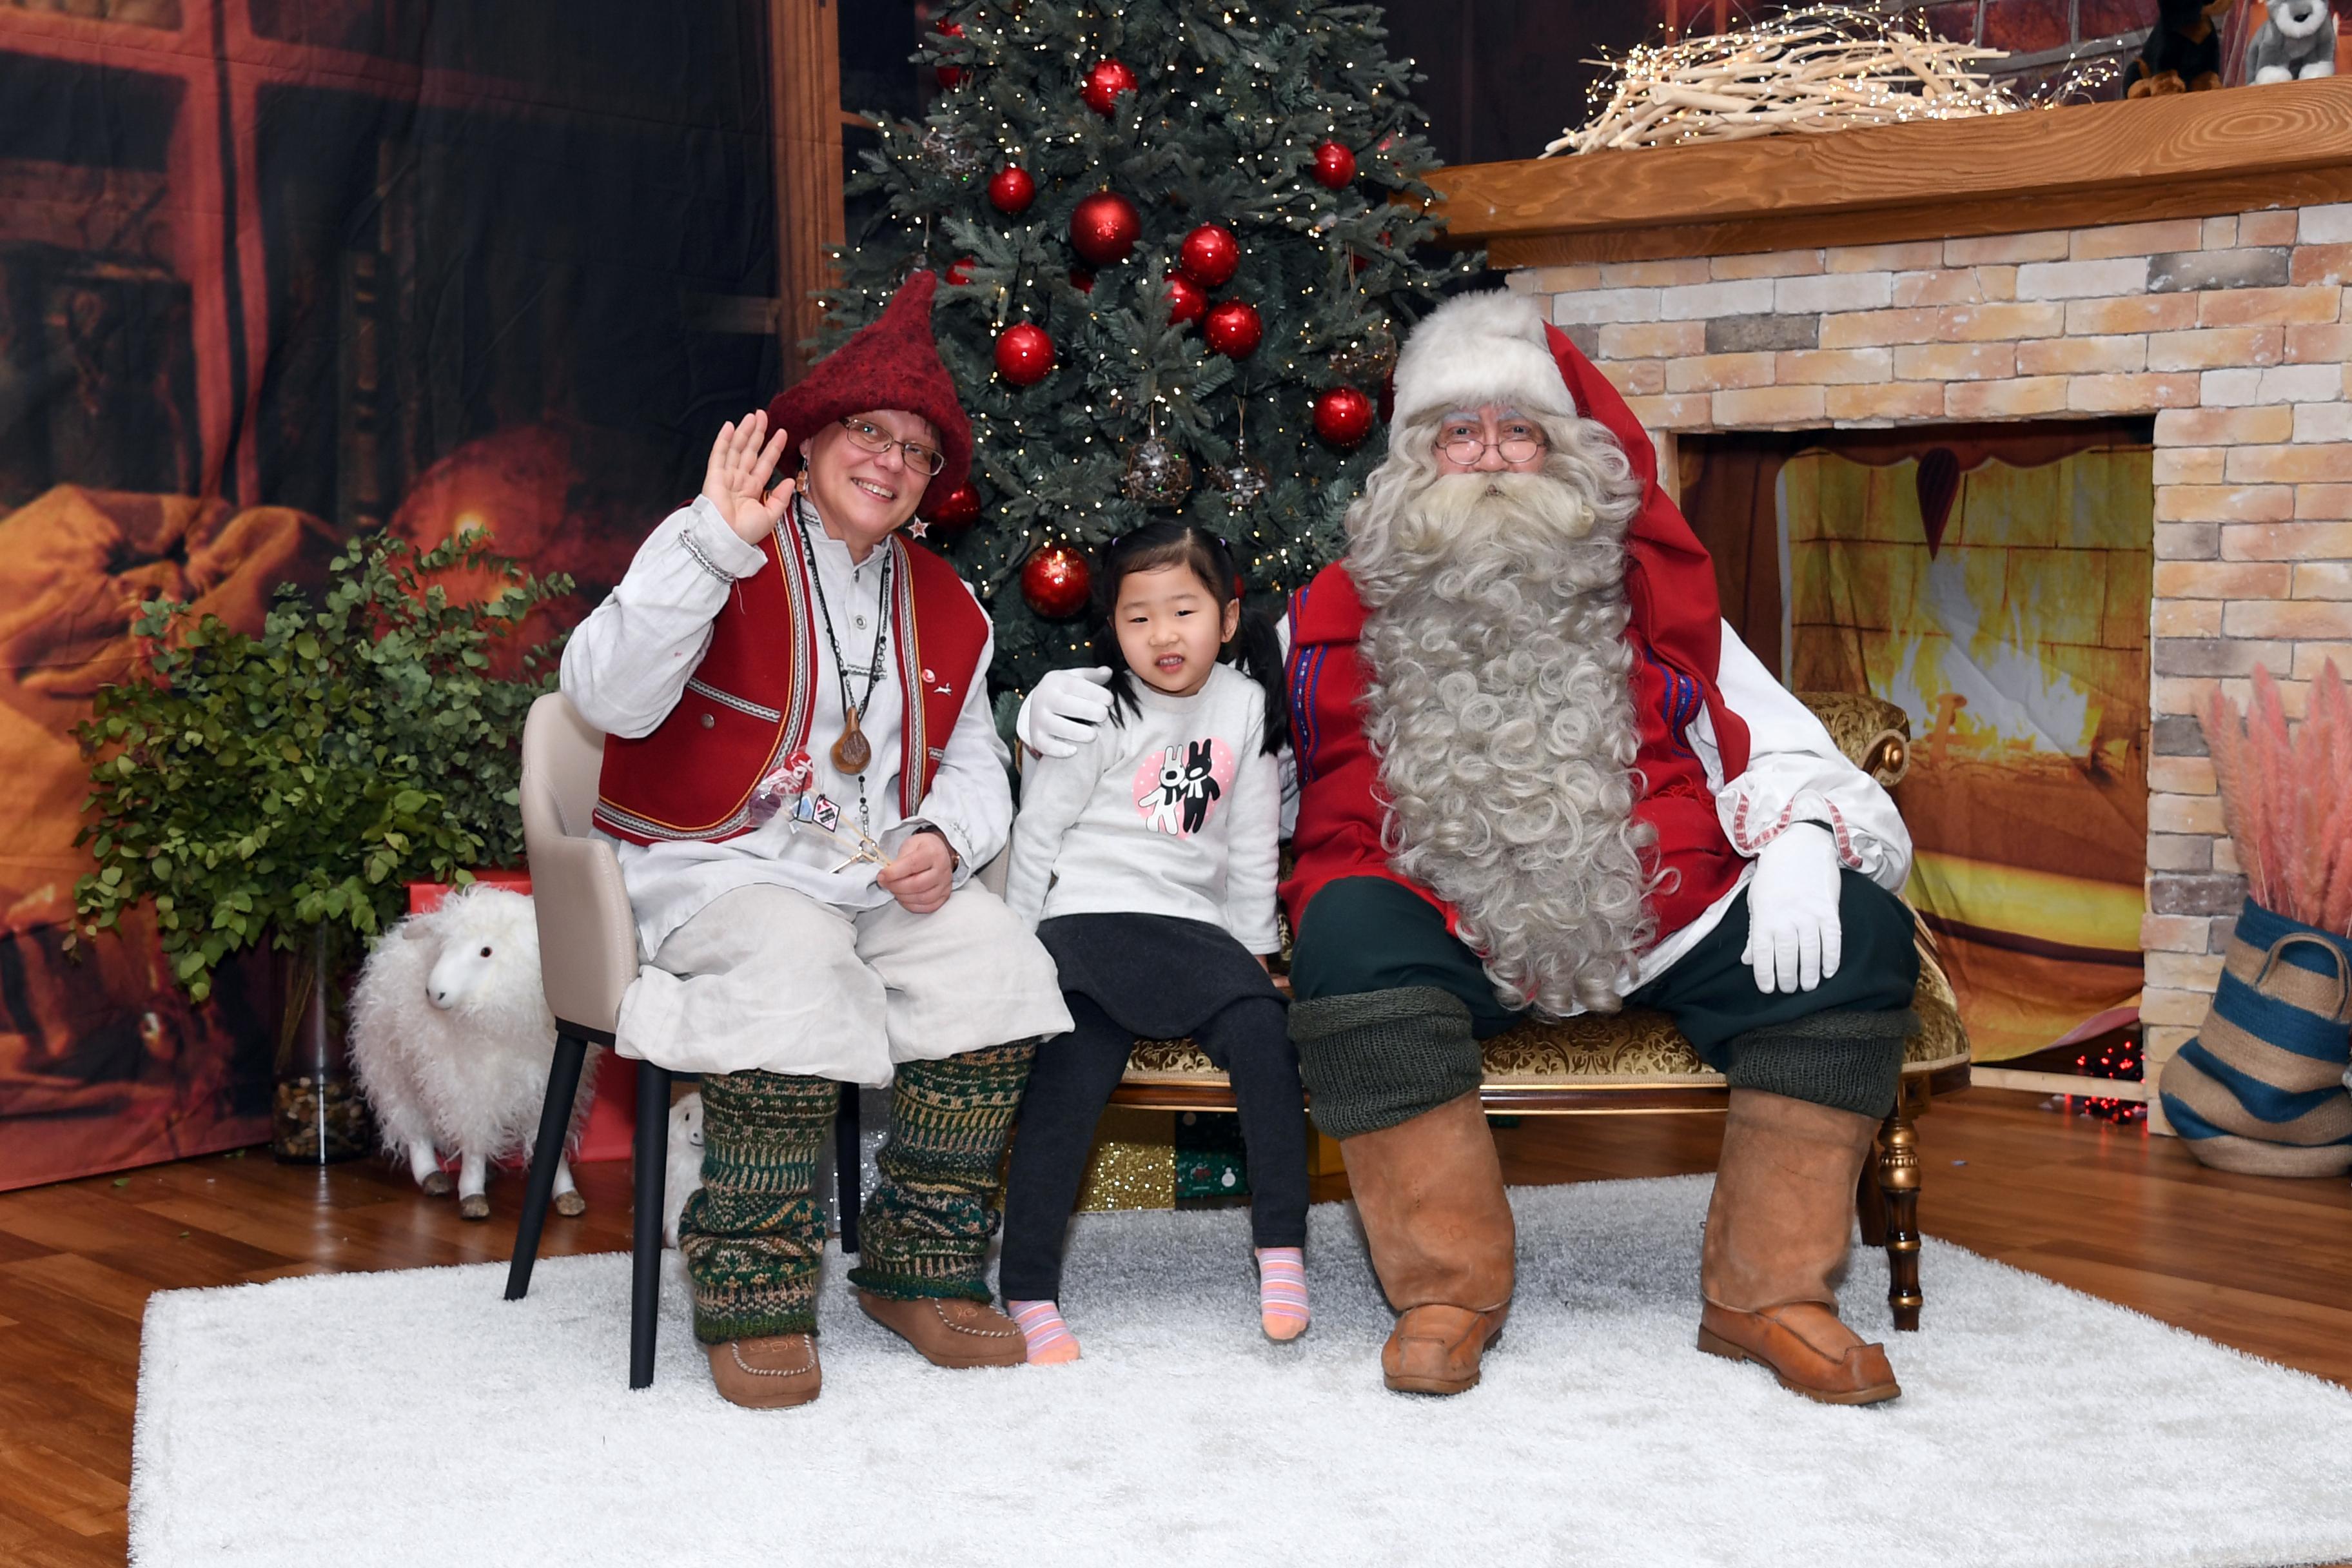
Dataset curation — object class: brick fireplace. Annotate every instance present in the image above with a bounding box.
[1431,81,2352,1124]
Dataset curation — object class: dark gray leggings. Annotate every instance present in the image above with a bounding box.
[998,992,1309,1302]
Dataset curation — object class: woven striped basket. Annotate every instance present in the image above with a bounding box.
[2159,899,2352,1178]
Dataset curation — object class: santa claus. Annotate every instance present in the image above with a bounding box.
[1024,289,1921,1406]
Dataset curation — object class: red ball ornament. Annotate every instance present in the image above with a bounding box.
[1069,191,1141,266]
[1021,544,1093,619]
[1164,270,1207,325]
[1313,386,1377,447]
[1068,267,1095,294]
[1203,299,1262,358]
[933,22,966,89]
[926,481,983,531]
[988,166,1035,216]
[1177,224,1240,288]
[1310,141,1357,189]
[1080,59,1139,116]
[994,322,1055,386]
[946,256,977,286]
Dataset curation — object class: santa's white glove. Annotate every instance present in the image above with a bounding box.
[1015,665,1115,758]
[1741,821,1843,995]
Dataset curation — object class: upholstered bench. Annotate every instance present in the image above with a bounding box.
[1101,692,1970,1331]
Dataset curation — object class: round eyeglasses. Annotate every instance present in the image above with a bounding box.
[1439,424,1547,466]
[839,416,946,476]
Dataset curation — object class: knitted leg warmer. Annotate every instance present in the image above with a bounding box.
[680,1070,838,1343]
[849,1039,1037,1302]
[1288,986,1482,1141]
[1723,1006,1919,1119]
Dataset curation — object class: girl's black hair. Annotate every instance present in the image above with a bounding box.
[1090,520,1289,757]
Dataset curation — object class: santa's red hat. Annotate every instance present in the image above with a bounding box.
[766,271,972,518]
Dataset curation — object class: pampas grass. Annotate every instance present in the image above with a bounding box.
[2203,661,2352,936]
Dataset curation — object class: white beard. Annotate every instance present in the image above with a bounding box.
[1353,469,1656,1017]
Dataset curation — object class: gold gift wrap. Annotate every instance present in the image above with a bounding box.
[1074,1108,1176,1211]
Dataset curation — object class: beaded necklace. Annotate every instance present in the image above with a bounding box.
[792,498,892,834]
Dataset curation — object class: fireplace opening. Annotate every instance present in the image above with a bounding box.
[1676,418,2155,1091]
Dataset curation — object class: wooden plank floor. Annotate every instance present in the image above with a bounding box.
[3,1086,2347,1565]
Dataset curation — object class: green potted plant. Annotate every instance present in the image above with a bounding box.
[72,530,571,1162]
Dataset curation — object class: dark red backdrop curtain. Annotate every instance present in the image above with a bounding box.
[0,1,784,1189]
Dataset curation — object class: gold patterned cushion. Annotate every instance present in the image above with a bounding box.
[1792,691,1912,787]
[1121,934,1969,1091]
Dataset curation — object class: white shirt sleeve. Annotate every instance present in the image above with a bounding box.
[1222,684,1284,954]
[1001,730,1101,929]
[1694,620,1912,892]
[903,585,1017,883]
[560,496,763,740]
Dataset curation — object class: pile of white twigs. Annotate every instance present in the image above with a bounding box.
[1548,7,2019,156]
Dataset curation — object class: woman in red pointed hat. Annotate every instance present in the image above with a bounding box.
[563,271,1071,1408]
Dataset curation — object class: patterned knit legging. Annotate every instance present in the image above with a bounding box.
[681,1041,1036,1342]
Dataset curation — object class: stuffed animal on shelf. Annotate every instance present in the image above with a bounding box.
[2248,0,2338,82]
[348,885,596,1220]
[2128,0,2234,95]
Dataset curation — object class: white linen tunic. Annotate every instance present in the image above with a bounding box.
[561,494,1070,1080]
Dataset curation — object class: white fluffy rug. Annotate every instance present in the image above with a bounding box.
[132,1177,2352,1568]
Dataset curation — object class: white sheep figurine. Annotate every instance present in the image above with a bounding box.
[348,884,597,1220]
[663,1092,705,1248]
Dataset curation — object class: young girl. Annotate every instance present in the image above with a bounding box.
[999,522,1306,1362]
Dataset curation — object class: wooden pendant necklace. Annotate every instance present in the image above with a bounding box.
[793,507,892,781]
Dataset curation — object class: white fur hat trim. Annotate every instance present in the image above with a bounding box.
[1389,288,1574,426]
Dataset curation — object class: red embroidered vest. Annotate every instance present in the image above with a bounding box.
[593,524,990,847]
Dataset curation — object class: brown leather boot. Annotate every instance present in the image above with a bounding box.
[704,1333,822,1408]
[1339,1090,1514,1395]
[1698,1088,1899,1406]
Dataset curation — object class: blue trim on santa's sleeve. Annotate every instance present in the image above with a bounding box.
[1639,641,1701,760]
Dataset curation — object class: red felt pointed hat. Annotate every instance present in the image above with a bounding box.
[766,271,973,518]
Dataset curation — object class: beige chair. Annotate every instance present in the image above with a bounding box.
[501,692,867,1388]
[501,692,674,1387]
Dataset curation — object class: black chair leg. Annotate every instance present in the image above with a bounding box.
[504,1031,589,1302]
[630,1061,672,1389]
[834,1084,861,1257]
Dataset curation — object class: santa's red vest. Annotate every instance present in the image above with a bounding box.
[593,524,989,847]
[1279,564,1747,947]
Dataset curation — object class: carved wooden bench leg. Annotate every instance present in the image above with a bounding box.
[1855,1137,1889,1249]
[1878,1096,1923,1331]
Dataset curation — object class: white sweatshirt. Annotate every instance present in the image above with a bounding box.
[1004,662,1282,954]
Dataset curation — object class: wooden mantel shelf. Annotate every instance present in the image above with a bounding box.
[1427,77,2352,268]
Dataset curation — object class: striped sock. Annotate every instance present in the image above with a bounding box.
[1006,1298,1081,1364]
[1256,1248,1309,1342]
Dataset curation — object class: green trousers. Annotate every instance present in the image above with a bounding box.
[678,1040,1036,1343]
[1289,874,1918,1123]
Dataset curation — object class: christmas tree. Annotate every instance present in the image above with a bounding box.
[822,0,1478,703]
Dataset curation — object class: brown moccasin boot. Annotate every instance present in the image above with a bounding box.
[704,1333,821,1409]
[1698,1301,1898,1404]
[1698,1088,1900,1406]
[1340,1090,1515,1396]
[857,1291,1026,1368]
[1383,1303,1509,1395]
